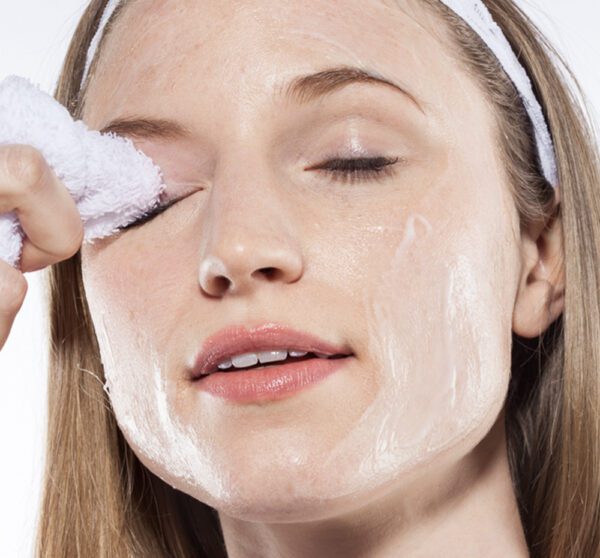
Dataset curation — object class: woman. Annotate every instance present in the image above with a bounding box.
[0,0,598,556]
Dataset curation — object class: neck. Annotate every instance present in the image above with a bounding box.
[219,415,529,558]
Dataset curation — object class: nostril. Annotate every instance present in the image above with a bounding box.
[256,267,280,280]
[213,275,231,292]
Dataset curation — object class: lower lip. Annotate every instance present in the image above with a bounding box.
[194,357,351,403]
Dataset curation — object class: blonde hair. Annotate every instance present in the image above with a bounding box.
[36,0,600,556]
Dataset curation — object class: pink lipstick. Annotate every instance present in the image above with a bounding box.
[189,323,353,403]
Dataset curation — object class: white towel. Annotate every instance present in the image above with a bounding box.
[0,75,166,268]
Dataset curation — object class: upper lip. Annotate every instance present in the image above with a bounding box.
[189,322,354,379]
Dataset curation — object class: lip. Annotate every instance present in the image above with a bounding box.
[194,356,351,403]
[188,322,353,380]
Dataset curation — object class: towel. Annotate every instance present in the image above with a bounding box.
[0,75,166,268]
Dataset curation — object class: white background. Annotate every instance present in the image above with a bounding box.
[1,1,599,556]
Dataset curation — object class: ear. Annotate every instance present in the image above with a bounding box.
[512,196,565,339]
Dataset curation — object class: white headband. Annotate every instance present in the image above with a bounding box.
[82,0,559,189]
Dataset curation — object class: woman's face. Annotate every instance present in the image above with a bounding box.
[81,0,522,521]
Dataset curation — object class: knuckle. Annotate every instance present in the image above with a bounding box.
[48,229,83,263]
[0,271,28,314]
[3,145,48,196]
[63,222,84,258]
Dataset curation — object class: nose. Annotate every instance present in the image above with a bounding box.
[197,158,304,298]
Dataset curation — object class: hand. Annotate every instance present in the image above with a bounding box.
[0,144,83,350]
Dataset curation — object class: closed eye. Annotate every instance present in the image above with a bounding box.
[306,156,401,184]
[116,197,180,231]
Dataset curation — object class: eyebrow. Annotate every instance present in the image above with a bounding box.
[283,65,423,112]
[99,65,423,140]
[100,116,192,141]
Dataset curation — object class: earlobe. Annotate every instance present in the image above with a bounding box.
[512,204,565,339]
[512,279,564,338]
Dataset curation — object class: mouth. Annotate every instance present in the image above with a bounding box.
[188,323,354,381]
[196,350,350,377]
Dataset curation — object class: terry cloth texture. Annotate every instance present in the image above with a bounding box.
[0,75,165,268]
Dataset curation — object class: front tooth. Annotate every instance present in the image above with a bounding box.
[258,350,288,364]
[231,352,259,368]
[217,358,233,370]
[289,350,308,357]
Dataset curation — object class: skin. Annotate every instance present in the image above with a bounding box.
[77,0,565,556]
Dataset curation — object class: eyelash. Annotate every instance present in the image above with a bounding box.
[118,156,400,231]
[312,156,400,184]
[117,197,179,231]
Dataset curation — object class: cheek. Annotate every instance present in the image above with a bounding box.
[80,239,197,457]
[345,210,516,478]
[81,229,200,343]
[81,242,221,492]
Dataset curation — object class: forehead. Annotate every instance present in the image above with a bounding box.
[107,0,446,57]
[84,0,473,125]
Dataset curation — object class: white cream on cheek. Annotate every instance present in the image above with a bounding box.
[325,214,513,486]
[84,187,517,523]
[93,307,230,495]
